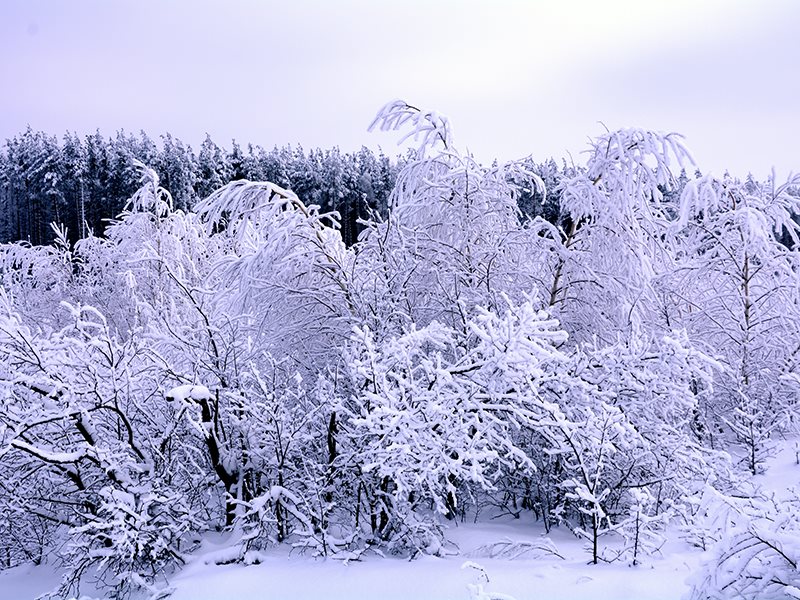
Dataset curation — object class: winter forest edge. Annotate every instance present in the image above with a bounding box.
[1,100,800,599]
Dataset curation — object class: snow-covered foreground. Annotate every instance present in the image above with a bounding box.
[169,525,701,600]
[0,520,702,600]
[1,442,798,600]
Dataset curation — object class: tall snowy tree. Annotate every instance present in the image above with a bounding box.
[666,172,800,471]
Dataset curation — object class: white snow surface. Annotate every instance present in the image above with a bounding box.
[0,563,62,600]
[166,524,700,600]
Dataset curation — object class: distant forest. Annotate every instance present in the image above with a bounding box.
[0,129,572,247]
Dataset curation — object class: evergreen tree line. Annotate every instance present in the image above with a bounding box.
[0,129,406,247]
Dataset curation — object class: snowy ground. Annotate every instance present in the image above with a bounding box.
[0,517,705,600]
[168,523,702,600]
[2,442,798,600]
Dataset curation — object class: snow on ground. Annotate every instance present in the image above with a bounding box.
[2,442,798,600]
[754,437,800,497]
[0,562,63,600]
[164,520,701,600]
[0,515,704,600]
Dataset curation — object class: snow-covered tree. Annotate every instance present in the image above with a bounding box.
[332,295,569,552]
[546,128,692,344]
[688,487,800,599]
[0,292,195,597]
[667,172,800,472]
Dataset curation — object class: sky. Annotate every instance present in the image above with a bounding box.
[1,0,798,178]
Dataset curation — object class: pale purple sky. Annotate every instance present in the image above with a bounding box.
[1,0,798,177]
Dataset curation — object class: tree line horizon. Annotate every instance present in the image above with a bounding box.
[4,125,777,251]
[0,128,406,248]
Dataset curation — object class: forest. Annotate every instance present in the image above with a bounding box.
[1,100,799,600]
[0,129,403,247]
[0,125,571,250]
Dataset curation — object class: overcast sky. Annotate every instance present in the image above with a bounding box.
[1,0,798,177]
